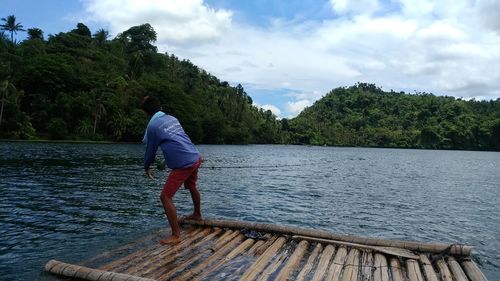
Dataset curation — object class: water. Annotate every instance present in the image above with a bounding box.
[0,142,499,281]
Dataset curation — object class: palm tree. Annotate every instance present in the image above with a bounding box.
[93,28,109,47]
[0,79,17,127]
[0,15,25,43]
[27,28,43,40]
[92,98,107,135]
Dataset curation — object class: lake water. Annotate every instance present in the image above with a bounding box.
[0,142,499,280]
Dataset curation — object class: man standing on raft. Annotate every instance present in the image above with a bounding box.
[141,96,202,244]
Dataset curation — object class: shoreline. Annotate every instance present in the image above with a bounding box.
[1,139,499,152]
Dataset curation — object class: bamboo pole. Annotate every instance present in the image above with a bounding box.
[239,237,287,281]
[127,228,210,277]
[292,235,419,259]
[373,253,389,281]
[222,239,268,281]
[45,260,155,281]
[311,244,336,281]
[295,243,323,281]
[226,236,275,280]
[228,265,252,281]
[406,259,425,281]
[149,229,235,280]
[254,235,278,255]
[176,233,246,280]
[192,238,255,281]
[390,258,404,281]
[419,254,439,281]
[256,247,289,281]
[100,227,201,272]
[360,251,374,281]
[181,218,473,255]
[156,230,240,281]
[248,239,267,255]
[342,248,360,281]
[98,245,153,272]
[436,258,454,281]
[447,257,469,281]
[80,227,166,266]
[134,227,219,277]
[325,246,348,281]
[275,240,309,281]
[461,259,488,281]
[126,227,213,275]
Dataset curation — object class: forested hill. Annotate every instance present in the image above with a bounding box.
[282,83,500,150]
[1,21,499,150]
[0,22,281,143]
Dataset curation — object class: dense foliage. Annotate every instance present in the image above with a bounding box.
[0,20,281,143]
[284,83,500,150]
[1,17,499,151]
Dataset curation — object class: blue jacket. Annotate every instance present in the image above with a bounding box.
[144,114,200,170]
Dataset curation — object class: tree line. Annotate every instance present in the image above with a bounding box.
[283,83,500,150]
[0,17,281,143]
[1,16,499,150]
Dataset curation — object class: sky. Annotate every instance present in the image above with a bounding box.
[2,0,500,118]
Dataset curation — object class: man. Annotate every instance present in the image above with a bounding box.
[141,96,202,244]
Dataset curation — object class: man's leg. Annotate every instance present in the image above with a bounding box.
[159,194,181,244]
[159,169,187,244]
[186,187,202,220]
[185,158,202,220]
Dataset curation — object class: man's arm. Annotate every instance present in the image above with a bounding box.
[144,126,160,178]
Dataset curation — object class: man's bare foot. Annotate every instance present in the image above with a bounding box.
[159,235,180,245]
[185,214,202,221]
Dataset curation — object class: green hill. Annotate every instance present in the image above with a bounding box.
[282,83,500,150]
[2,19,499,150]
[0,22,281,143]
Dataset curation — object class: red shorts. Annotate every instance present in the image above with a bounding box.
[161,157,202,198]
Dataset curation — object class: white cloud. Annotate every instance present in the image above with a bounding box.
[287,100,312,115]
[477,0,500,34]
[416,22,466,41]
[82,0,232,45]
[81,0,500,117]
[330,0,380,15]
[259,104,282,116]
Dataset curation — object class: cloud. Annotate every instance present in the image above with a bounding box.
[329,0,380,15]
[81,0,500,118]
[259,104,282,116]
[82,0,232,45]
[416,22,466,41]
[287,100,312,115]
[477,0,500,34]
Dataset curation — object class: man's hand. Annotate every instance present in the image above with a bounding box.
[145,168,154,179]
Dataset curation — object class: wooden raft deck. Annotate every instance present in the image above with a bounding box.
[45,218,489,281]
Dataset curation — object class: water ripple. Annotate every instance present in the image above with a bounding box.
[0,143,499,280]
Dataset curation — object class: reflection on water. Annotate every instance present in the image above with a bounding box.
[0,142,499,280]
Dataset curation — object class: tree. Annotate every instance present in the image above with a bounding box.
[93,28,109,47]
[91,92,107,135]
[27,28,43,40]
[0,15,25,43]
[117,23,157,53]
[71,23,91,37]
[0,78,16,127]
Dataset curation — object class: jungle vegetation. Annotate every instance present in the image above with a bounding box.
[283,83,500,150]
[1,17,499,150]
[0,19,281,143]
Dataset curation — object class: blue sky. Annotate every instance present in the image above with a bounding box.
[2,0,500,118]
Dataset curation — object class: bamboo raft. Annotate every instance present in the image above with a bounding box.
[45,218,489,281]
